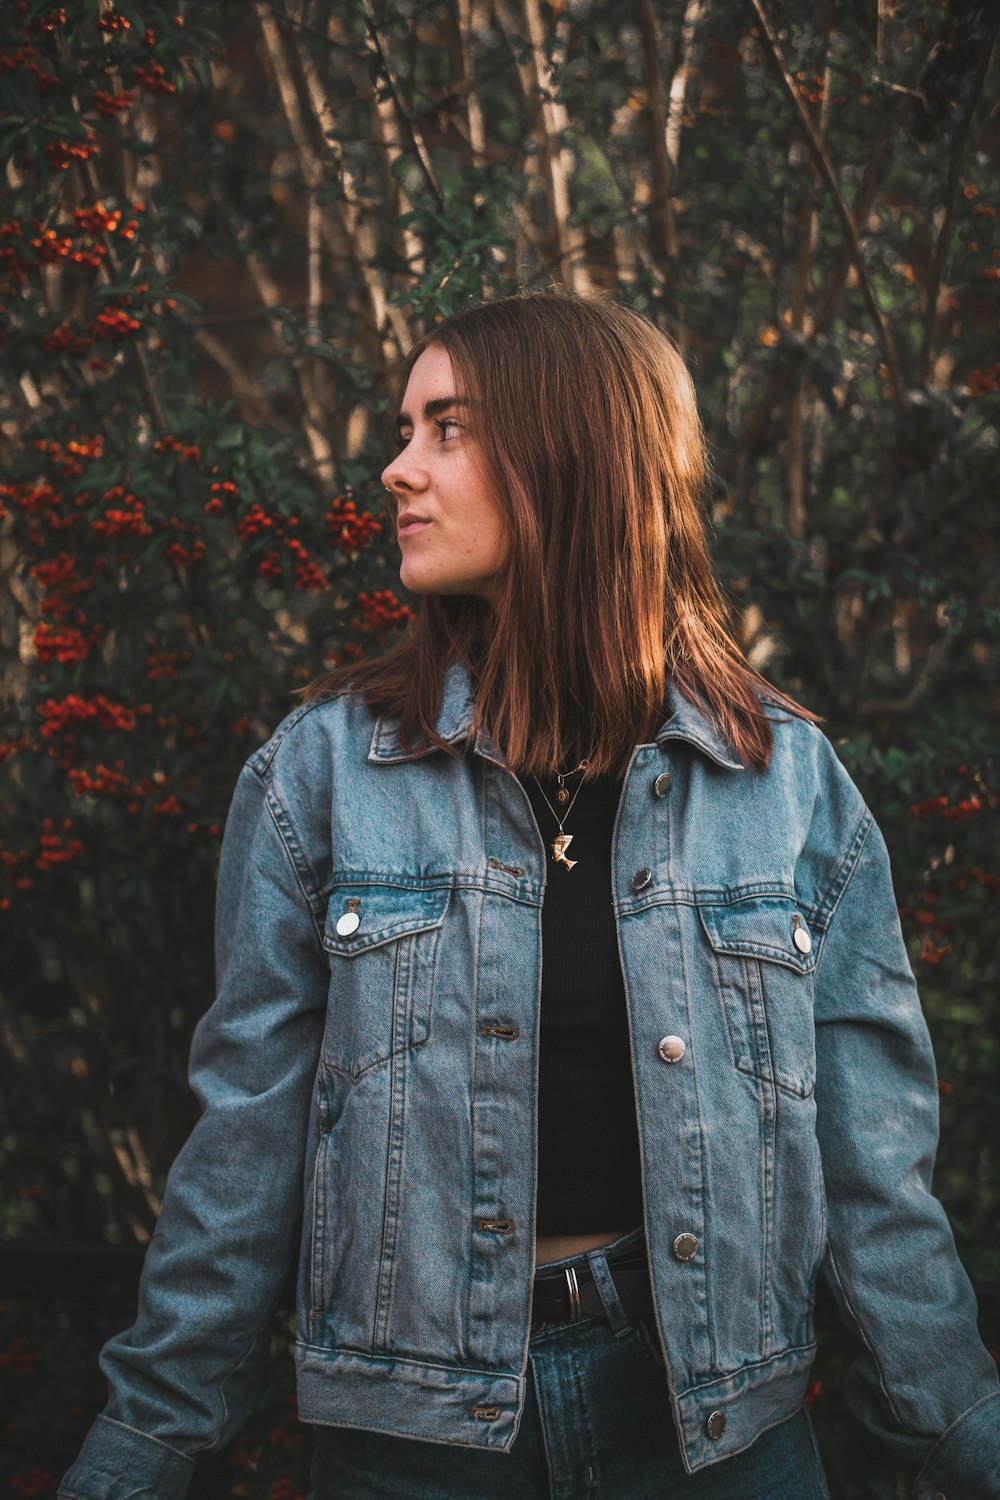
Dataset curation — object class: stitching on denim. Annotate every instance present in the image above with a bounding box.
[321,893,449,956]
[755,996,778,1352]
[675,895,716,1370]
[308,1124,331,1334]
[199,1312,273,1455]
[374,950,410,1350]
[246,695,342,775]
[323,920,442,1081]
[296,1339,515,1381]
[90,1413,195,1464]
[249,770,326,956]
[322,870,542,907]
[813,810,874,931]
[465,871,488,1367]
[819,1241,912,1434]
[913,1387,1000,1486]
[673,1339,817,1399]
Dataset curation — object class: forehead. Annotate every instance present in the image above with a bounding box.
[400,344,455,408]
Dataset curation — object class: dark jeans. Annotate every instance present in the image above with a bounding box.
[308,1228,830,1499]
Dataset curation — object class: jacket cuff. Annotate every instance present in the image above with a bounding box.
[912,1388,1000,1500]
[58,1414,195,1500]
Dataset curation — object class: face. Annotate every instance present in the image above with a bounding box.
[381,344,510,605]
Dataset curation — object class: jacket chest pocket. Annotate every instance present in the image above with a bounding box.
[322,881,450,1081]
[698,897,819,1099]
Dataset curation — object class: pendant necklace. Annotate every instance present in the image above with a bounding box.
[531,757,590,871]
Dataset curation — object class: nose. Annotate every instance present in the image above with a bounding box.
[381,444,428,497]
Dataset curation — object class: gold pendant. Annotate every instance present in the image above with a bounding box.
[552,832,577,870]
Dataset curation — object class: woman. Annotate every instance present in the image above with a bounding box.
[60,292,999,1499]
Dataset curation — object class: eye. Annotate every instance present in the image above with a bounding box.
[436,417,462,440]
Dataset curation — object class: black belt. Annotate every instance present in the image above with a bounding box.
[530,1246,655,1328]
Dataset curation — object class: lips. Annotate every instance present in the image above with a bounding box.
[397,513,431,536]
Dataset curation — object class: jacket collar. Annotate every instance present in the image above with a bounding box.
[368,656,744,771]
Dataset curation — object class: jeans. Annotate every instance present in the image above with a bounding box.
[307,1227,831,1499]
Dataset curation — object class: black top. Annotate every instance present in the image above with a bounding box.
[516,767,645,1235]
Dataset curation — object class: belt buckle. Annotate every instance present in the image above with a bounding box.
[564,1263,582,1322]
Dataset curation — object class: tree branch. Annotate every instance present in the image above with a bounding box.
[362,0,445,211]
[747,0,905,407]
[917,12,1000,386]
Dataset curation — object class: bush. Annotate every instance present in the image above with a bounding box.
[1,2,996,1494]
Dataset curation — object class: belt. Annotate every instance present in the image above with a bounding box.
[530,1246,655,1329]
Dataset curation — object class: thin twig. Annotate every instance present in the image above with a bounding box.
[917,12,1000,385]
[747,0,905,408]
[362,0,445,210]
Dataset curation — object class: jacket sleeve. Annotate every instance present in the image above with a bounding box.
[59,760,330,1500]
[812,810,1000,1499]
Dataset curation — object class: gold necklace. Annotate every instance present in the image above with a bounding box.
[531,758,590,870]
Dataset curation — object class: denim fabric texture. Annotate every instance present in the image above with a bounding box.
[59,659,1000,1499]
[307,1228,832,1499]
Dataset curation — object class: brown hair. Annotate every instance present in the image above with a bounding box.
[295,289,817,776]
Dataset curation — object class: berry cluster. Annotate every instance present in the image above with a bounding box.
[36,819,85,870]
[135,61,176,96]
[36,692,141,740]
[32,621,101,666]
[165,538,207,568]
[154,433,202,464]
[93,87,136,118]
[41,324,93,355]
[325,494,382,555]
[43,131,98,171]
[90,487,154,540]
[93,306,142,341]
[30,550,92,621]
[204,479,240,515]
[356,590,414,632]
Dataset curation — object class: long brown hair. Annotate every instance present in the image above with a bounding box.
[295,290,817,776]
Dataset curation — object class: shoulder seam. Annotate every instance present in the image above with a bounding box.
[814,809,874,935]
[245,695,343,777]
[260,784,327,954]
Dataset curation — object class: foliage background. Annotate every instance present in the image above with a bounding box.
[1,0,998,1495]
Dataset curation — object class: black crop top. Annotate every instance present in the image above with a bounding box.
[517,768,645,1235]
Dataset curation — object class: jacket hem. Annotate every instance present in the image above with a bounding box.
[295,1339,817,1467]
[675,1341,818,1472]
[58,1413,194,1500]
[296,1340,527,1452]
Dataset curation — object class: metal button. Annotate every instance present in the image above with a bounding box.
[705,1410,726,1439]
[672,1232,698,1261]
[631,867,653,891]
[335,911,361,937]
[653,771,673,797]
[792,915,812,954]
[657,1035,686,1064]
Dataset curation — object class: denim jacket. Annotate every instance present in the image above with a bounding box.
[60,659,1000,1499]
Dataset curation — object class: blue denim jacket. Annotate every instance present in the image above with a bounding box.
[60,659,1000,1499]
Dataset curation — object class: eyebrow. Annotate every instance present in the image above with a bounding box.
[396,395,471,431]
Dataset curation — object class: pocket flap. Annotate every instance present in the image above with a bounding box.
[323,882,450,956]
[698,897,817,974]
